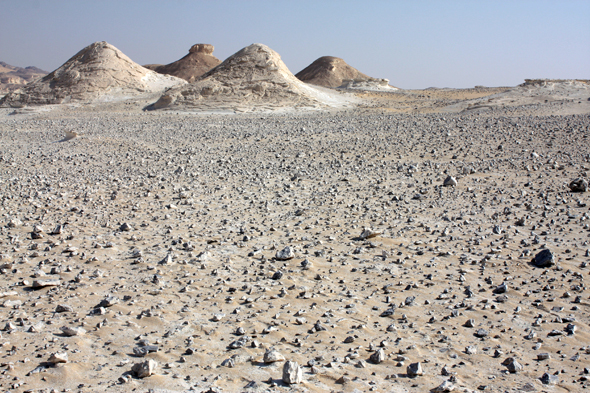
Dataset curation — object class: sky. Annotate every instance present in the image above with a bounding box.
[0,0,588,89]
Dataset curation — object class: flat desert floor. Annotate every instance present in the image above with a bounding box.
[0,88,589,393]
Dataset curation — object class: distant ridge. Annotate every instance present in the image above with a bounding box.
[520,78,590,86]
[0,61,48,95]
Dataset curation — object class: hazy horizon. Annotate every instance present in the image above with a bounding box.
[1,0,588,89]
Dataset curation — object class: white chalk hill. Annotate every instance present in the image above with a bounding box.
[0,41,185,107]
[151,43,353,112]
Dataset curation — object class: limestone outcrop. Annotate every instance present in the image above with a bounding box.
[296,56,377,88]
[189,44,214,55]
[151,43,353,112]
[0,41,185,107]
[144,43,221,82]
[339,77,397,91]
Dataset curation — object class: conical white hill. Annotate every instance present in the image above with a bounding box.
[0,41,185,107]
[151,43,353,112]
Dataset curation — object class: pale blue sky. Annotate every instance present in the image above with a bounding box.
[1,0,588,89]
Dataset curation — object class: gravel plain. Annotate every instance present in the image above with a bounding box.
[0,93,589,393]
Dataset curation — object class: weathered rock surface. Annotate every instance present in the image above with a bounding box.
[407,362,423,377]
[282,360,302,384]
[48,352,68,364]
[532,249,555,268]
[132,359,157,378]
[339,78,397,91]
[0,41,185,107]
[275,246,294,260]
[569,177,588,192]
[32,279,60,288]
[263,348,285,363]
[296,56,394,89]
[60,326,86,336]
[443,175,458,187]
[150,43,355,112]
[144,43,221,82]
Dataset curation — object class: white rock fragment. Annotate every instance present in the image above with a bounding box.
[282,360,302,384]
[407,362,423,377]
[48,352,68,364]
[0,291,18,298]
[99,296,120,307]
[443,176,458,187]
[61,131,78,141]
[50,224,63,235]
[159,254,174,265]
[212,313,225,322]
[7,219,22,228]
[433,380,456,392]
[276,246,294,260]
[33,269,47,278]
[60,326,86,336]
[359,227,381,240]
[3,299,22,308]
[55,304,73,313]
[263,348,285,363]
[32,279,61,288]
[132,359,157,378]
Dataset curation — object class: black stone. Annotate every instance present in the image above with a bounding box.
[540,372,559,385]
[532,249,554,268]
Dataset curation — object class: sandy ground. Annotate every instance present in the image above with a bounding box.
[0,89,589,393]
[355,86,590,116]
